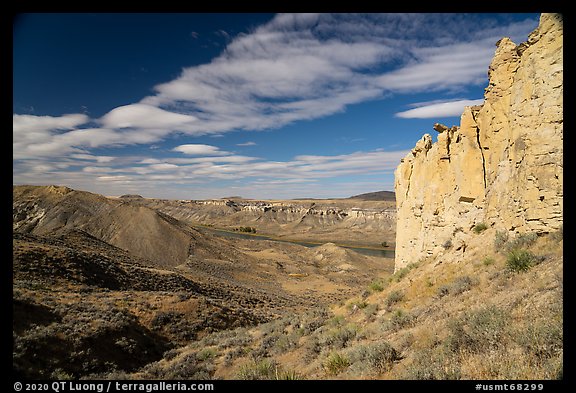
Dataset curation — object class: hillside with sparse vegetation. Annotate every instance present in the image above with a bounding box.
[95,227,562,380]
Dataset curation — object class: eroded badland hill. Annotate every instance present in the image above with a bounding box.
[123,193,396,249]
[12,13,562,381]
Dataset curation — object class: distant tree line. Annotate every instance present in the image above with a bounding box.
[234,226,257,233]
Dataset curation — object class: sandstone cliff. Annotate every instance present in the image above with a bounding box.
[394,13,563,270]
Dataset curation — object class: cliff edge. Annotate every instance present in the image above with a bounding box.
[394,13,563,271]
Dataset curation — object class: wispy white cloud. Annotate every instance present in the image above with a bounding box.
[395,98,485,119]
[13,113,91,158]
[150,149,407,182]
[70,153,116,163]
[172,144,228,156]
[99,103,197,130]
[97,175,131,182]
[237,141,257,146]
[13,113,89,134]
[376,41,495,92]
[151,155,257,165]
[14,147,408,193]
[132,14,536,140]
[14,14,538,159]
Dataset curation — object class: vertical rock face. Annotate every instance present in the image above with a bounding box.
[394,13,563,271]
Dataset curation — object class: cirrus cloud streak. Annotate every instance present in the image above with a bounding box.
[14,14,537,160]
[395,98,485,119]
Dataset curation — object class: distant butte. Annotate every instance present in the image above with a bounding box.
[348,190,395,201]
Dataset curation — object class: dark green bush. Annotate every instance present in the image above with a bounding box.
[235,226,257,233]
[473,222,488,234]
[506,249,536,272]
[369,279,386,293]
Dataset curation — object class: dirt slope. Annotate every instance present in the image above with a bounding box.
[13,185,233,267]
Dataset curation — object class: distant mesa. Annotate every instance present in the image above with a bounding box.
[348,191,395,201]
[119,194,144,199]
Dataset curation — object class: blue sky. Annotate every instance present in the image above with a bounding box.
[13,13,540,199]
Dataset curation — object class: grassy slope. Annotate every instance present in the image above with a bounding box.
[126,227,562,380]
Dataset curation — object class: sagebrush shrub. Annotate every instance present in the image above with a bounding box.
[386,290,404,307]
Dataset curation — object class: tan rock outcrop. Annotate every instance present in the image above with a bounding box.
[394,13,563,271]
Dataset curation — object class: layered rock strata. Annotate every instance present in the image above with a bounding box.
[394,13,563,270]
